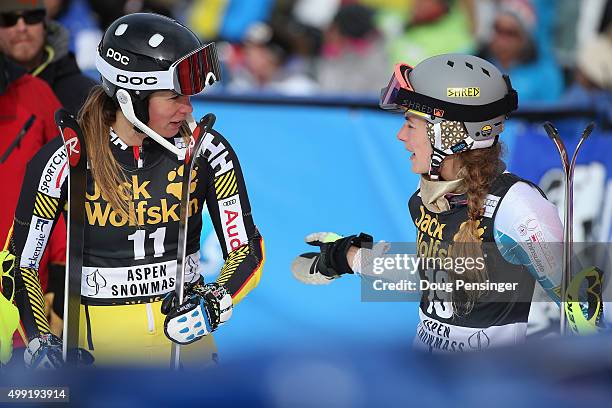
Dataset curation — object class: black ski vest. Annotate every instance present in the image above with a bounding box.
[408,173,541,328]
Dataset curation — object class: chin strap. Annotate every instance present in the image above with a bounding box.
[428,122,444,180]
[116,89,185,159]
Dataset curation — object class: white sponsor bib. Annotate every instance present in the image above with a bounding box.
[81,252,200,299]
[413,309,527,353]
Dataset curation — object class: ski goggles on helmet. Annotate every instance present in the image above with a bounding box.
[379,63,414,112]
[96,42,221,95]
[379,62,518,122]
[172,43,221,95]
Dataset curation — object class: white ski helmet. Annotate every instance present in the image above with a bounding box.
[380,54,518,178]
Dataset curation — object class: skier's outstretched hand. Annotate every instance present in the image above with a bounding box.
[161,280,233,345]
[291,232,374,285]
[24,333,94,369]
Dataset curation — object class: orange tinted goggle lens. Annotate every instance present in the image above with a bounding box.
[379,63,413,109]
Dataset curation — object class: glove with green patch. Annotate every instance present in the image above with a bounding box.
[291,232,373,285]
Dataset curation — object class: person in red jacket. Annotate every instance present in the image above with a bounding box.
[0,51,65,358]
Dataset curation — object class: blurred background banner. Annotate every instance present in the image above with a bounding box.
[192,98,421,357]
[508,119,612,243]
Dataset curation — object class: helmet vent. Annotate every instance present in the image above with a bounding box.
[481,67,491,77]
[114,23,128,36]
[149,33,164,48]
[465,62,473,70]
[447,60,454,67]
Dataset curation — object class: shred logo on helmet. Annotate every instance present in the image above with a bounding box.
[447,87,480,98]
[380,54,518,179]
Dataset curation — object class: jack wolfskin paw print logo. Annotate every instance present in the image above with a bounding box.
[166,165,198,200]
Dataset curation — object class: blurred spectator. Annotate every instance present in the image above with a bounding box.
[576,0,610,52]
[227,22,318,95]
[0,52,66,345]
[44,0,102,73]
[477,0,563,102]
[359,0,413,12]
[316,4,389,95]
[187,0,275,41]
[88,0,127,30]
[561,32,612,122]
[290,0,341,30]
[124,0,176,16]
[266,1,325,61]
[379,0,475,65]
[468,0,559,60]
[0,0,97,114]
[552,0,581,74]
[598,0,612,33]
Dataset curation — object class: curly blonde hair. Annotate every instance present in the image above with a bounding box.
[449,143,503,315]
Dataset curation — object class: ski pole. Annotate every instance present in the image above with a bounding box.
[170,113,216,370]
[55,110,88,364]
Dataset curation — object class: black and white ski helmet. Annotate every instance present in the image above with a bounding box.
[380,54,518,177]
[96,13,221,124]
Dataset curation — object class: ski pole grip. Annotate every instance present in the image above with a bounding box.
[200,113,216,133]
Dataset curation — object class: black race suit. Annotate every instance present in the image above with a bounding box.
[6,128,264,364]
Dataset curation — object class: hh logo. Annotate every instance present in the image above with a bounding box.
[166,165,198,200]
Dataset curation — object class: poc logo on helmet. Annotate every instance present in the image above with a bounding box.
[106,48,130,66]
[116,75,158,86]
